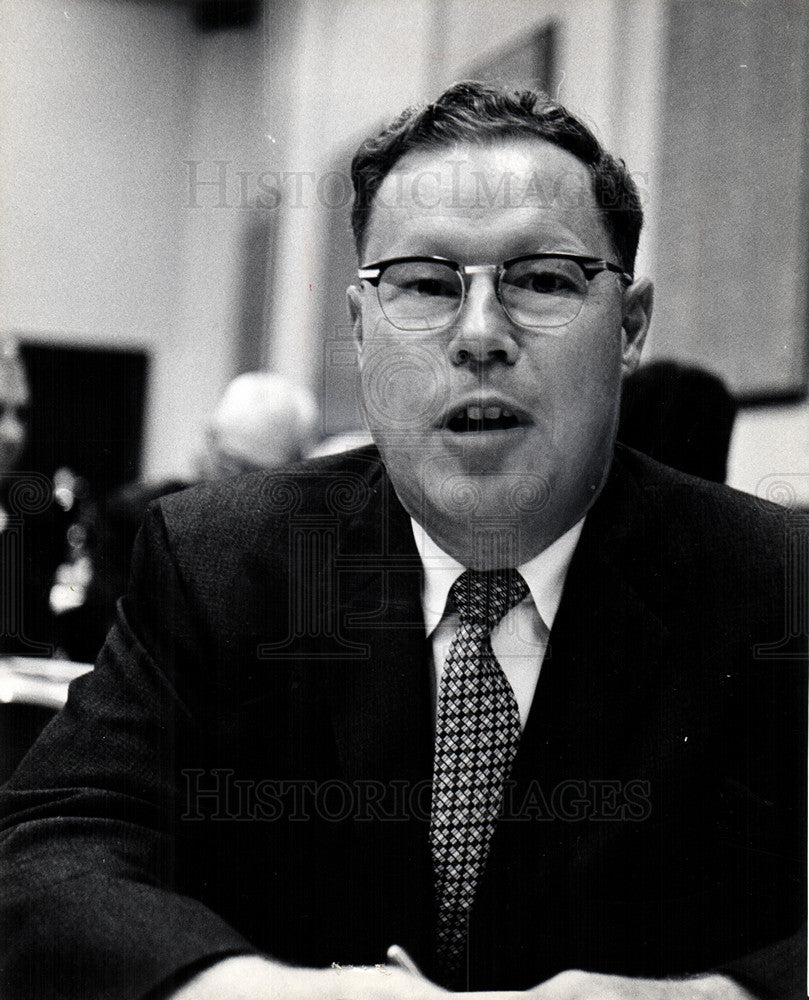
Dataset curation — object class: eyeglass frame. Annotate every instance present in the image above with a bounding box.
[356,252,634,332]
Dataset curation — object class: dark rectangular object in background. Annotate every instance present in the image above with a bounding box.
[19,341,149,497]
[193,0,260,32]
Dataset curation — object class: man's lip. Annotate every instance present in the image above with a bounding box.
[436,396,533,432]
[437,426,530,453]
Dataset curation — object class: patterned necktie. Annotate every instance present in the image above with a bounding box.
[430,567,529,980]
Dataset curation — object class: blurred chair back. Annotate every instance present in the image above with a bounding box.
[618,361,738,483]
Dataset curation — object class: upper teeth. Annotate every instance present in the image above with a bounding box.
[464,405,512,420]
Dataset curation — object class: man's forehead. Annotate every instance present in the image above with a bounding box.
[364,137,611,259]
[380,139,594,207]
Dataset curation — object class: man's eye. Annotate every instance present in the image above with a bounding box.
[384,266,458,299]
[510,269,577,295]
[381,262,459,300]
[405,277,455,297]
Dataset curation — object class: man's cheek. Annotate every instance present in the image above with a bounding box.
[359,343,447,430]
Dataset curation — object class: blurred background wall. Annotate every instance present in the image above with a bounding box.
[1,0,807,501]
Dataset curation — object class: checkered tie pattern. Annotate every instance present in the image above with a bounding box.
[430,567,529,980]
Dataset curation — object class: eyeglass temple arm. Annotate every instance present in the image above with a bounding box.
[586,260,634,285]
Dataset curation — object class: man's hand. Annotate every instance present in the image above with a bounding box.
[469,970,757,999]
[169,954,449,999]
[170,960,757,999]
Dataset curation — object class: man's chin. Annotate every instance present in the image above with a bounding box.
[406,476,555,567]
[429,461,551,515]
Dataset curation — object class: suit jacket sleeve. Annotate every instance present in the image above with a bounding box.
[715,927,806,1000]
[0,505,257,1000]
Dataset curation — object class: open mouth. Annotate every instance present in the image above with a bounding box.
[444,404,523,433]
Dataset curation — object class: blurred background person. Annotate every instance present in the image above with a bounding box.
[0,337,66,657]
[618,361,738,484]
[202,371,319,477]
[59,371,320,661]
[0,337,80,781]
[0,338,29,493]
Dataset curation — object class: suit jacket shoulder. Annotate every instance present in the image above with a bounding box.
[586,444,792,632]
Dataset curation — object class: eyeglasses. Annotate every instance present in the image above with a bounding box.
[357,253,633,332]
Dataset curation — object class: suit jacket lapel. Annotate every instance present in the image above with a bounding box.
[511,450,672,787]
[325,458,432,783]
[321,458,435,961]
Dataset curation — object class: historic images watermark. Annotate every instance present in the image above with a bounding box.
[754,474,809,660]
[184,160,650,213]
[181,771,652,824]
[0,471,55,654]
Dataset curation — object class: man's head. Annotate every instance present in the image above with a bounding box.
[350,81,644,276]
[347,82,653,568]
[0,339,30,477]
[203,372,319,478]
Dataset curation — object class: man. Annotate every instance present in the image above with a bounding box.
[202,371,320,478]
[64,371,321,659]
[0,337,62,656]
[0,339,29,488]
[0,339,79,781]
[0,83,804,1000]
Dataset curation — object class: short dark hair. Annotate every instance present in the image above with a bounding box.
[350,80,644,275]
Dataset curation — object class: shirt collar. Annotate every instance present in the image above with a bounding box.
[410,516,586,637]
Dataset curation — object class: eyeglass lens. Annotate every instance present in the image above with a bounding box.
[376,258,589,331]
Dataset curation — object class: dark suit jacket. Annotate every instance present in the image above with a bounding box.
[0,446,805,999]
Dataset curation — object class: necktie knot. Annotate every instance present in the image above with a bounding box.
[450,568,528,633]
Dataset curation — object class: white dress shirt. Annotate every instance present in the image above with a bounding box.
[410,518,585,729]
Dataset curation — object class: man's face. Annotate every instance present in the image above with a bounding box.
[349,138,652,568]
[0,355,29,476]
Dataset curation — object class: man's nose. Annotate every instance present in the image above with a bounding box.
[446,273,520,366]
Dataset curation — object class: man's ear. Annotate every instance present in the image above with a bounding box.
[346,285,364,352]
[620,277,653,376]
